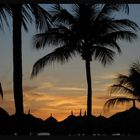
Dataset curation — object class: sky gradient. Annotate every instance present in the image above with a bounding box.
[0,4,140,121]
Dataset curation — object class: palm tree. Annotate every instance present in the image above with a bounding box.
[31,4,138,117]
[104,61,140,111]
[0,4,52,116]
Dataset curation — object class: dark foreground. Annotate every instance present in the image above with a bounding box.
[0,106,140,136]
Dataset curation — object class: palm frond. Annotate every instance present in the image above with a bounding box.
[51,4,75,24]
[95,31,137,56]
[116,74,136,89]
[33,32,48,49]
[116,74,130,85]
[129,68,140,82]
[95,37,122,54]
[33,25,74,49]
[112,19,139,31]
[92,46,116,66]
[109,84,134,95]
[90,4,100,20]
[130,60,140,75]
[95,4,129,22]
[0,5,11,30]
[104,97,135,111]
[103,31,137,43]
[117,4,129,14]
[32,29,67,49]
[108,62,140,98]
[31,45,78,78]
[109,40,122,54]
[21,5,33,31]
[29,4,52,31]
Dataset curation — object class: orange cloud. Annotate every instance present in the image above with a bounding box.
[1,82,140,121]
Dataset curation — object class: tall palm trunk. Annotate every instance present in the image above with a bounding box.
[85,59,93,135]
[12,4,24,115]
[85,59,92,117]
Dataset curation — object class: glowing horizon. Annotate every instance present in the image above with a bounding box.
[1,81,139,121]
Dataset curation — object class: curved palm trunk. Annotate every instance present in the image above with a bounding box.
[85,60,92,116]
[12,4,24,116]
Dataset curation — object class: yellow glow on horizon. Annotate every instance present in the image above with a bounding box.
[1,87,139,122]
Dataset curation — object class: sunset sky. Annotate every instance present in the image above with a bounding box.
[0,4,140,121]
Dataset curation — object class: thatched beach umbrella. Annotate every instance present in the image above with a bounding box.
[44,114,58,135]
[108,106,140,135]
[58,111,77,135]
[9,113,44,135]
[96,114,108,135]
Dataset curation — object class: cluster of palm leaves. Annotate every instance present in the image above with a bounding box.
[31,4,138,117]
[104,61,140,110]
[0,3,139,121]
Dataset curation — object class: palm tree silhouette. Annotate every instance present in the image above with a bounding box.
[31,4,138,117]
[104,61,140,110]
[0,4,51,116]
